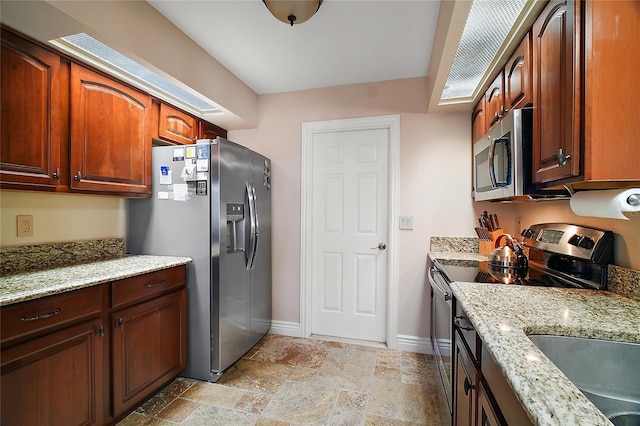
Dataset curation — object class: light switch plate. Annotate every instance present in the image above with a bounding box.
[399,216,414,230]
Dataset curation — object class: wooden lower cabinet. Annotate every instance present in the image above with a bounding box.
[453,333,478,426]
[477,381,504,426]
[453,298,530,426]
[111,288,187,417]
[1,318,104,426]
[0,265,187,424]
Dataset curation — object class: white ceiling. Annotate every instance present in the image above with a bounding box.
[147,0,442,95]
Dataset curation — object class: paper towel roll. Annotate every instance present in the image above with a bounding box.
[570,188,640,220]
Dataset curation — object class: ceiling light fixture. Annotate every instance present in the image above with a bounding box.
[263,0,323,26]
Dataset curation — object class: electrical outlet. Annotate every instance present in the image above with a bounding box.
[17,215,33,237]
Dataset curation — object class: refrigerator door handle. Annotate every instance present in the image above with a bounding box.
[249,183,260,270]
[246,182,258,270]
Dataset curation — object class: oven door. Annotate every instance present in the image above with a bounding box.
[429,265,453,414]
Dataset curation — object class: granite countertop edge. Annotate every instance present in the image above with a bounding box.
[450,282,640,426]
[0,255,193,307]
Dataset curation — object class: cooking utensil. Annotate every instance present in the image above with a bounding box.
[474,227,491,241]
[481,211,492,231]
[492,214,500,229]
[488,234,528,283]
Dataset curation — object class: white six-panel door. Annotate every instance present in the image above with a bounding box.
[309,128,390,342]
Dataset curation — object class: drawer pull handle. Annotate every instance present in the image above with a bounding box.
[454,316,474,332]
[144,280,166,288]
[21,308,61,322]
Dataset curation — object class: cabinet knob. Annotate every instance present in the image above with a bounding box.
[464,377,475,395]
[557,149,571,167]
[97,325,104,337]
[52,168,60,180]
[116,318,123,329]
[74,171,82,182]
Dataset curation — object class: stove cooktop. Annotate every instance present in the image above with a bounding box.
[434,259,529,285]
[434,256,607,289]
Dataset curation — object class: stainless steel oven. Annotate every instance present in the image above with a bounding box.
[429,262,453,415]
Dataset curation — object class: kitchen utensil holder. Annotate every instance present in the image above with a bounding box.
[479,229,505,256]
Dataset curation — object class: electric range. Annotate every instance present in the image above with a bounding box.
[434,223,614,289]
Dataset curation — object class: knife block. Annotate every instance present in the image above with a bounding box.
[479,230,505,256]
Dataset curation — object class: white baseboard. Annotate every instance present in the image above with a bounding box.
[268,322,434,355]
[396,334,434,355]
[269,320,301,337]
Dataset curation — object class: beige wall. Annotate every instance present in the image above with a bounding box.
[229,77,479,337]
[0,191,125,246]
[473,200,640,270]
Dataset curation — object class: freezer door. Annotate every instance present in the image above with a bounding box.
[215,139,252,373]
[249,151,272,343]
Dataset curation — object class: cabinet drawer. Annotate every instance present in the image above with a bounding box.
[1,285,102,345]
[111,266,186,308]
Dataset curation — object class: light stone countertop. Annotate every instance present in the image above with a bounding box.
[0,255,192,306]
[450,282,640,426]
[428,251,487,262]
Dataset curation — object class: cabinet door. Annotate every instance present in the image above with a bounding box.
[532,0,580,184]
[471,95,486,144]
[484,73,504,130]
[158,103,196,145]
[582,0,640,183]
[1,29,65,189]
[504,32,532,111]
[453,335,477,426]
[70,64,151,196]
[199,119,227,140]
[112,289,186,416]
[477,381,505,426]
[1,319,104,425]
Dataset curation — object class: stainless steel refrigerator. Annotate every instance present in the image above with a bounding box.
[127,137,271,382]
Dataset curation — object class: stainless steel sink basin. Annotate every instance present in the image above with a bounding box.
[528,335,640,426]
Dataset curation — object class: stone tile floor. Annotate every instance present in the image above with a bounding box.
[118,334,449,425]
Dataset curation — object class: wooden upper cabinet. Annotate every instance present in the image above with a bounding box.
[158,103,196,145]
[70,64,152,196]
[532,0,580,185]
[581,0,640,184]
[484,72,505,130]
[199,119,227,140]
[0,28,66,189]
[504,32,532,111]
[471,95,487,144]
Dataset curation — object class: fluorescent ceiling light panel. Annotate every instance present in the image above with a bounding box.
[441,0,527,100]
[50,33,221,116]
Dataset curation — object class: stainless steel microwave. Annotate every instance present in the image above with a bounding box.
[473,109,526,201]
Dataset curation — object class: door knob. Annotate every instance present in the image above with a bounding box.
[370,243,387,250]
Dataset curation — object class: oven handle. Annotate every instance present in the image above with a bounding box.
[429,266,452,301]
[488,137,498,188]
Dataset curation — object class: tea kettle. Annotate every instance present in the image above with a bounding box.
[487,234,528,283]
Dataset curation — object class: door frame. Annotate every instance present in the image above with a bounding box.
[300,115,400,349]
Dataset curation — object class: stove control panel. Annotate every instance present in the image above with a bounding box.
[522,223,614,264]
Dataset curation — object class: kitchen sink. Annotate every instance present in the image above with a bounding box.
[528,335,640,426]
